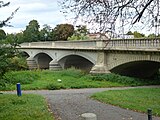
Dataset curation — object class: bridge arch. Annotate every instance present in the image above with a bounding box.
[34,52,52,69]
[58,54,94,72]
[19,51,30,58]
[110,60,160,78]
[57,52,96,64]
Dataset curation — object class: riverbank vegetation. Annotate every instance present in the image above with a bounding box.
[1,68,160,91]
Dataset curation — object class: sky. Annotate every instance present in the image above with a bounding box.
[0,0,155,35]
[1,0,74,33]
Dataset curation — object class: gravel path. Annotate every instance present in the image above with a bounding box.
[2,86,160,120]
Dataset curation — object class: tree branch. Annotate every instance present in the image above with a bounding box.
[0,7,19,28]
[133,0,154,24]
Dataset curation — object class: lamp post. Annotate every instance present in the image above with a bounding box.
[96,11,105,40]
[44,33,48,41]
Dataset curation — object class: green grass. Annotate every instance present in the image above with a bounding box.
[0,69,123,90]
[91,88,160,116]
[0,94,54,120]
[1,68,160,91]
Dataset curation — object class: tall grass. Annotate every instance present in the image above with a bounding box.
[0,68,159,91]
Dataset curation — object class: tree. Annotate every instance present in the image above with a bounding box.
[0,41,18,72]
[126,31,134,35]
[68,25,89,40]
[127,31,146,38]
[0,35,28,89]
[15,32,24,43]
[0,29,6,40]
[0,1,23,88]
[5,32,24,44]
[76,25,88,35]
[52,23,74,41]
[0,40,17,79]
[133,31,145,38]
[39,24,52,41]
[148,33,157,38]
[23,20,40,42]
[60,0,159,36]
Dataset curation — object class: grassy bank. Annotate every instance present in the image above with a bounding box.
[0,94,54,120]
[1,69,160,91]
[91,88,160,116]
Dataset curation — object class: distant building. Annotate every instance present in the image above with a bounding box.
[87,32,110,40]
[114,34,134,39]
[87,32,134,40]
[105,31,134,39]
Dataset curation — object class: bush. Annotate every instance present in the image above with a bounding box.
[2,71,40,85]
[59,68,86,78]
[91,73,160,86]
[9,56,28,71]
[46,83,65,90]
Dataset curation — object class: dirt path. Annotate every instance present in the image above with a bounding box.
[2,86,160,120]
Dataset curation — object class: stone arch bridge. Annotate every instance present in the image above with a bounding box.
[18,38,160,78]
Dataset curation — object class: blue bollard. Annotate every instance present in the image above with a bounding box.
[16,83,22,96]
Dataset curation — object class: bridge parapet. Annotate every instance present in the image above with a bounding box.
[54,40,97,48]
[19,38,160,51]
[19,40,106,49]
[107,38,160,51]
[20,42,53,48]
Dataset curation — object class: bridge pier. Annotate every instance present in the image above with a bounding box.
[26,57,37,69]
[49,60,62,70]
[90,52,110,74]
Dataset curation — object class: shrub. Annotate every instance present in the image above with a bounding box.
[3,71,40,84]
[9,56,28,71]
[46,83,65,90]
[91,73,159,86]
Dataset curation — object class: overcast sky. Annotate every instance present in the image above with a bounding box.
[1,0,73,33]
